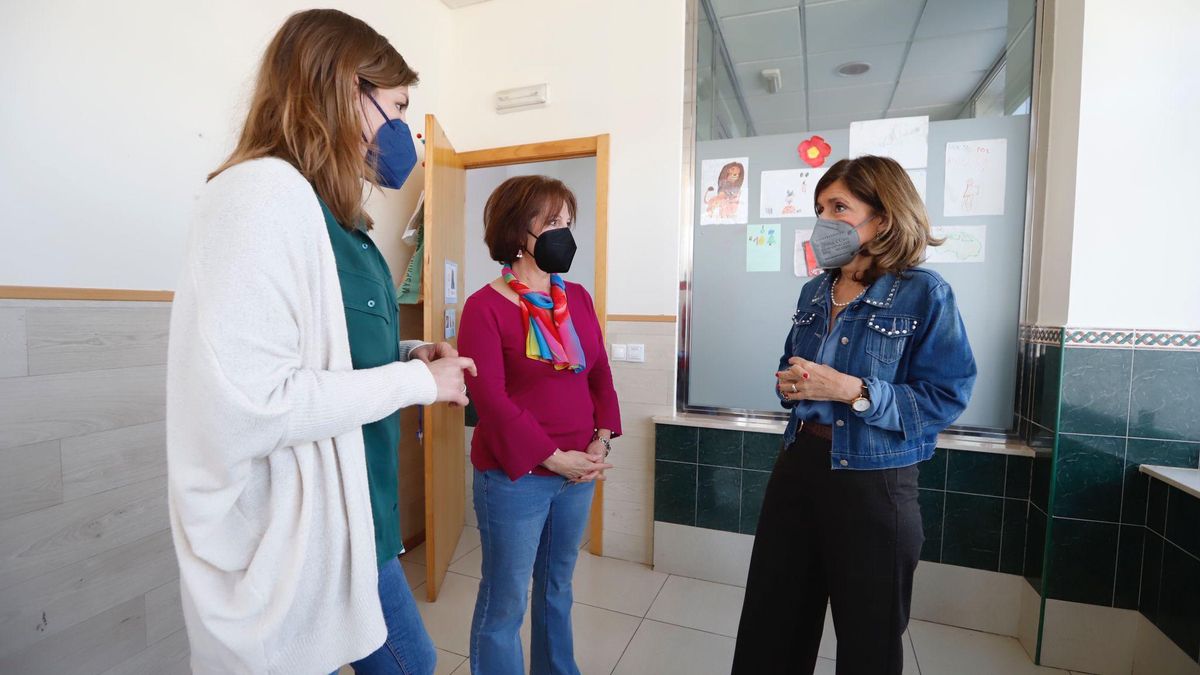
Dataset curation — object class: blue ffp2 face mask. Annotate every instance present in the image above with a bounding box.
[364,94,418,189]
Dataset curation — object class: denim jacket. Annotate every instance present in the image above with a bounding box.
[780,268,977,469]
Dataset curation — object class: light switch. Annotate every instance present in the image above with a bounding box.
[627,343,645,363]
[611,344,627,361]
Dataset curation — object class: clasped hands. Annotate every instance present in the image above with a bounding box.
[776,357,862,404]
[412,342,476,407]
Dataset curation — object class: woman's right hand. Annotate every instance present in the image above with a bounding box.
[426,357,477,406]
[543,450,612,482]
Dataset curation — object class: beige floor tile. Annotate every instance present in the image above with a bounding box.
[612,619,735,675]
[435,649,465,675]
[413,572,481,657]
[448,544,483,579]
[570,551,669,617]
[517,600,642,674]
[909,619,1070,675]
[646,575,744,638]
[452,526,481,563]
[400,558,427,590]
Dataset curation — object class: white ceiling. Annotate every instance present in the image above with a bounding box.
[704,0,1020,135]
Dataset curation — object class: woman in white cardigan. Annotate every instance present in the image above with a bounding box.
[166,10,475,675]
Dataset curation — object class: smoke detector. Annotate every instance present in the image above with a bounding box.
[835,61,871,77]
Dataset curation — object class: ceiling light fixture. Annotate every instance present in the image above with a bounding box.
[835,61,871,77]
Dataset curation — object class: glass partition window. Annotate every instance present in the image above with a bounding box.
[682,0,1038,432]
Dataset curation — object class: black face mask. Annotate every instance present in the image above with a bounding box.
[526,228,577,274]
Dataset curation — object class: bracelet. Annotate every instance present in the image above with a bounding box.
[593,433,612,457]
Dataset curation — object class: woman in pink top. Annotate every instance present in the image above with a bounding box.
[457,175,620,675]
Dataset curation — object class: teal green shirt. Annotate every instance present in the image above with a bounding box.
[318,198,405,568]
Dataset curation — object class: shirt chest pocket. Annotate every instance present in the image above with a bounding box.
[340,270,391,323]
[865,313,917,364]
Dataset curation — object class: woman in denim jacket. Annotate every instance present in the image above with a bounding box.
[732,156,977,675]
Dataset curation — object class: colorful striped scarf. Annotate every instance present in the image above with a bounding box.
[502,265,586,373]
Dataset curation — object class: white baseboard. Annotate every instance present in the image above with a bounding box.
[1018,576,1041,660]
[910,561,1024,637]
[1039,599,1138,675]
[652,522,752,587]
[1132,612,1200,675]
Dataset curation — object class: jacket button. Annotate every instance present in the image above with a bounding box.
[840,337,849,345]
[835,420,845,427]
[839,459,849,467]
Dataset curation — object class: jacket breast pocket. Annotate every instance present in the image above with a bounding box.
[789,310,821,358]
[340,270,391,323]
[865,313,917,364]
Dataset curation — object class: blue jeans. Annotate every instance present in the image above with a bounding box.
[339,556,437,675]
[470,469,595,675]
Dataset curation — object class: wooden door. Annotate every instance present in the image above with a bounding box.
[422,114,466,601]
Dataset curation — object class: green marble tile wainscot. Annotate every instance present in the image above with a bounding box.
[1045,518,1119,606]
[698,428,742,468]
[1059,347,1132,436]
[740,470,771,535]
[946,449,1006,496]
[941,492,1003,571]
[654,460,696,526]
[1147,476,1169,535]
[1165,485,1200,559]
[1155,541,1200,662]
[1052,434,1126,522]
[1114,524,1146,610]
[1025,504,1047,586]
[918,488,945,563]
[656,425,699,463]
[918,448,947,490]
[1005,455,1032,499]
[1121,439,1200,525]
[696,465,741,532]
[1139,530,1165,625]
[1031,454,1053,513]
[1033,344,1062,433]
[999,498,1029,575]
[1130,349,1200,443]
[743,431,784,471]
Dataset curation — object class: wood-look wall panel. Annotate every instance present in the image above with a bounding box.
[0,440,62,520]
[0,309,27,378]
[0,530,175,658]
[0,477,168,590]
[0,595,146,675]
[0,365,166,450]
[61,421,166,501]
[25,307,170,375]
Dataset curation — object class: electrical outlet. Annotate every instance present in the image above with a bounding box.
[611,343,627,361]
[627,343,645,363]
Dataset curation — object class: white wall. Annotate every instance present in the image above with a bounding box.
[439,0,687,316]
[0,0,454,289]
[462,159,597,298]
[1066,0,1200,330]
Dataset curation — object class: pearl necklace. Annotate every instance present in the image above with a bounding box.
[830,275,866,308]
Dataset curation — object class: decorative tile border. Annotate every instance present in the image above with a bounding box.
[1021,324,1200,351]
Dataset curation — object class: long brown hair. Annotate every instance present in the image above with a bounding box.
[814,155,941,284]
[209,9,419,229]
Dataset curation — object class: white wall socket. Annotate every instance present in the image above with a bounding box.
[627,343,645,362]
[611,343,627,361]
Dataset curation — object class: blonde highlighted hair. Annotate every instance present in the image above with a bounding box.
[209,9,418,229]
[814,155,942,283]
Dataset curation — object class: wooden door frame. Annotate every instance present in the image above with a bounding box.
[459,134,611,557]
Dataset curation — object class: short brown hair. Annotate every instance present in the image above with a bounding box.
[210,9,419,230]
[814,155,941,284]
[483,176,577,264]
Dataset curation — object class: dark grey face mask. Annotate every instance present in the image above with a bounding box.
[808,216,871,269]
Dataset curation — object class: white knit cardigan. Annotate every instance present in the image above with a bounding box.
[166,157,437,674]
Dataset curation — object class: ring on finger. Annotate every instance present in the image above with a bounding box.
[791,383,798,393]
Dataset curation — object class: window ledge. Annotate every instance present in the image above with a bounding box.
[1140,465,1200,501]
[652,414,1035,458]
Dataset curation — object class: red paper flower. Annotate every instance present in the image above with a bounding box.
[798,136,832,168]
